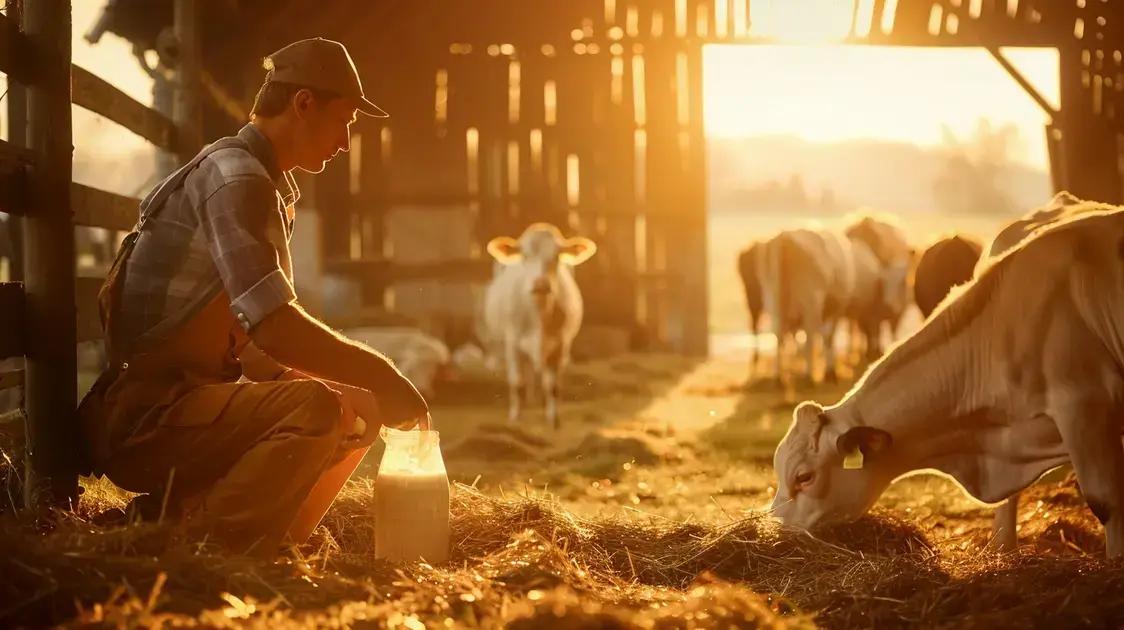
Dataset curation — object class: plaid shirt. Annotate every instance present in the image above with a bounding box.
[118,124,300,349]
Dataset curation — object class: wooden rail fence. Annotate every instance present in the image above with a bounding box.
[0,0,199,509]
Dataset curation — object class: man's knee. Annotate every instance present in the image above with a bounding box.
[287,380,344,439]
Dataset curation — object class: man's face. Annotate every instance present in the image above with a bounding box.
[291,90,357,173]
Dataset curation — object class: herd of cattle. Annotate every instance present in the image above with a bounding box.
[763,191,1124,556]
[737,191,1105,385]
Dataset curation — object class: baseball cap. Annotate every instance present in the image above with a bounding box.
[264,37,388,118]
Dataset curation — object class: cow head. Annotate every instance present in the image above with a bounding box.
[770,401,895,530]
[486,223,597,302]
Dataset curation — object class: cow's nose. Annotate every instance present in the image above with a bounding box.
[531,278,551,295]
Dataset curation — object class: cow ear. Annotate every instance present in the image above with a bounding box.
[487,237,522,265]
[560,237,597,266]
[835,426,892,470]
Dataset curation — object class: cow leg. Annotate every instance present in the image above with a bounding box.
[505,343,525,424]
[801,306,823,386]
[542,366,560,430]
[988,492,1019,552]
[773,329,785,387]
[748,314,758,381]
[862,319,882,362]
[821,319,839,383]
[1054,396,1124,557]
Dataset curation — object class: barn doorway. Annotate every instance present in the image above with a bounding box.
[702,43,1059,360]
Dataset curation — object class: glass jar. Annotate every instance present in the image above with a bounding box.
[373,426,450,564]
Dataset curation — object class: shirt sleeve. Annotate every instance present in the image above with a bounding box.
[199,177,297,331]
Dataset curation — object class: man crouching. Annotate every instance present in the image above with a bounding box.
[78,38,427,557]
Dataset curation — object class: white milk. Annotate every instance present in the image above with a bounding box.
[374,472,450,563]
[373,427,450,564]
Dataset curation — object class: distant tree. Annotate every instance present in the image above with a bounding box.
[786,173,808,207]
[819,185,838,211]
[932,118,1020,216]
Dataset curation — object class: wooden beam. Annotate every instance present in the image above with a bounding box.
[71,65,177,153]
[5,34,29,282]
[0,12,35,84]
[323,258,494,284]
[70,183,139,231]
[21,0,80,507]
[988,47,1057,119]
[1058,47,1123,203]
[75,276,104,343]
[174,0,204,161]
[0,283,25,360]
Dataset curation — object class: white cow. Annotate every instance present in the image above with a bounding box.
[977,191,1114,549]
[771,207,1124,557]
[482,223,597,428]
[757,228,856,384]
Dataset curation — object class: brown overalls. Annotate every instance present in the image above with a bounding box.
[79,142,366,557]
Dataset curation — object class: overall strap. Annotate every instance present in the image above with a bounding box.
[100,135,250,363]
[135,136,249,232]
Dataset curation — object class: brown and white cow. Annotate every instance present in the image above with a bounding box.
[844,215,913,354]
[771,207,1124,557]
[482,223,597,428]
[757,228,856,384]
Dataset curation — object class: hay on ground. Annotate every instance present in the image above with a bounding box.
[1,475,1123,628]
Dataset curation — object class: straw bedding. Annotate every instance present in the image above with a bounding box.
[1,471,1123,628]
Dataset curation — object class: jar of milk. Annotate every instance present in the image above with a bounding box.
[374,425,450,564]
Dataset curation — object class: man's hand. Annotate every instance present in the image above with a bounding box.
[251,304,431,427]
[328,381,424,448]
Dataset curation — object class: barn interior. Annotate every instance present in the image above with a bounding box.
[2,0,1124,627]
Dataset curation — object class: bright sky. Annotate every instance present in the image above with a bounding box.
[703,44,1059,170]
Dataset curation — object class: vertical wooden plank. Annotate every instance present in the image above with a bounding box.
[1059,47,1123,203]
[174,0,204,161]
[680,43,709,355]
[21,0,79,508]
[5,1,26,283]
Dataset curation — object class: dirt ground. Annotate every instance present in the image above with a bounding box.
[1,350,1121,628]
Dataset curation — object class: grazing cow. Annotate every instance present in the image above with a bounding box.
[975,192,1111,549]
[758,228,855,384]
[845,214,912,270]
[913,234,983,319]
[482,223,597,428]
[737,242,764,376]
[770,208,1124,557]
[844,238,909,362]
[844,215,913,354]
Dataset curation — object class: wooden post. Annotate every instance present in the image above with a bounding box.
[1058,47,1123,203]
[680,43,709,356]
[20,0,79,508]
[5,2,27,283]
[174,0,204,162]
